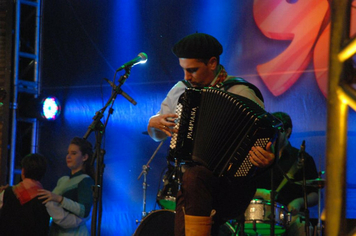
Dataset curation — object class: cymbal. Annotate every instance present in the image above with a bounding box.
[294,178,325,188]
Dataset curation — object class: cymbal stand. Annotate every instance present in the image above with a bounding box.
[137,140,164,219]
[171,158,182,192]
[234,215,245,236]
[299,140,311,236]
[316,170,325,236]
[269,132,281,236]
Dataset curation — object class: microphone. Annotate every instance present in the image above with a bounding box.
[116,52,148,72]
[298,140,305,156]
[297,140,306,168]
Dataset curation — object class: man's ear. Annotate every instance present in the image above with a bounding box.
[286,127,292,138]
[21,168,25,180]
[208,57,218,70]
[83,154,89,162]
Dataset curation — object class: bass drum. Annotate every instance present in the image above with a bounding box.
[133,210,236,236]
[133,210,175,236]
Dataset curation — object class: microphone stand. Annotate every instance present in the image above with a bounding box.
[84,67,137,236]
[137,140,164,220]
[269,135,280,236]
[299,140,310,236]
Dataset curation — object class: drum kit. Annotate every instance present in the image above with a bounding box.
[134,141,326,236]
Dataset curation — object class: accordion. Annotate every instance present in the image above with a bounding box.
[168,88,282,181]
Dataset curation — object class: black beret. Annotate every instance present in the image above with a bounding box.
[172,33,223,59]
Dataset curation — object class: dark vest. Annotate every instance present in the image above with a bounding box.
[0,186,50,236]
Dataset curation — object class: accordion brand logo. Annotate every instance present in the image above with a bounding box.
[187,107,197,139]
[252,0,349,97]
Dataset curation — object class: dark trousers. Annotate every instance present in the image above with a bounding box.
[174,165,256,236]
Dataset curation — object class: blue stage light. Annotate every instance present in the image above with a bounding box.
[41,96,61,120]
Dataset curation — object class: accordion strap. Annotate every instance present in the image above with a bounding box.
[181,80,192,88]
[180,77,264,102]
[215,77,264,102]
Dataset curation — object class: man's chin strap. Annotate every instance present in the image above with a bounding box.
[184,208,216,236]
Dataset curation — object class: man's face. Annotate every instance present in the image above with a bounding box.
[278,127,291,150]
[178,58,217,88]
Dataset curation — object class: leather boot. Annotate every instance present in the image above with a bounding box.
[184,209,216,236]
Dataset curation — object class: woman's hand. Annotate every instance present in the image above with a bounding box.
[37,189,63,204]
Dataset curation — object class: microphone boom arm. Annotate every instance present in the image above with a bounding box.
[115,68,137,105]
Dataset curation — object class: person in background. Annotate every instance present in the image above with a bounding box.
[38,137,95,236]
[0,153,49,236]
[254,112,319,236]
[147,33,276,236]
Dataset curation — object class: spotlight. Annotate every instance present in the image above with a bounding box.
[41,96,61,120]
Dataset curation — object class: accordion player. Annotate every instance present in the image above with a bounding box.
[168,87,283,181]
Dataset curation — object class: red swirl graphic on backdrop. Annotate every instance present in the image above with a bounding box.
[253,0,332,97]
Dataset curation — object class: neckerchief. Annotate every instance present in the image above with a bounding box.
[12,178,43,205]
[210,65,228,87]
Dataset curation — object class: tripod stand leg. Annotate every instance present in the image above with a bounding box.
[234,216,245,236]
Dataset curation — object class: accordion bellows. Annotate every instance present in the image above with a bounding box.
[169,88,282,181]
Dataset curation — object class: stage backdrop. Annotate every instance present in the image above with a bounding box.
[38,0,356,235]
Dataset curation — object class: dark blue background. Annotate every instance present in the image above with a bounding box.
[38,0,356,235]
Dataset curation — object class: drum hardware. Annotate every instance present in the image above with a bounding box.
[315,170,325,236]
[275,144,325,236]
[297,140,326,236]
[294,178,325,189]
[156,161,180,210]
[270,140,313,236]
[137,140,164,220]
[232,215,245,236]
[133,210,176,236]
[294,175,326,236]
[267,135,282,236]
[243,199,291,236]
[295,140,311,236]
